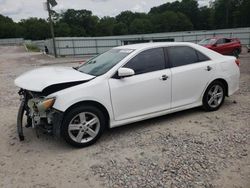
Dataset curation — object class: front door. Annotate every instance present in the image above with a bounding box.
[109,48,171,121]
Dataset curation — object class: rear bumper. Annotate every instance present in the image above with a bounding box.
[227,70,240,96]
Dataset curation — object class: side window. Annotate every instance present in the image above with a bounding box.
[196,50,210,62]
[225,38,232,43]
[167,46,198,67]
[216,38,225,45]
[124,48,165,75]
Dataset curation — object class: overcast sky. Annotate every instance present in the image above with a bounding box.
[0,0,210,22]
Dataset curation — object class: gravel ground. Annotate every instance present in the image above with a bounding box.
[0,46,249,188]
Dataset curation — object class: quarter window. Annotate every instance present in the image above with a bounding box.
[124,48,165,75]
[197,50,210,62]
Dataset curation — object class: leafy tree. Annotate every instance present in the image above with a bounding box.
[175,12,193,31]
[116,11,135,26]
[68,25,86,37]
[211,0,248,28]
[212,0,231,28]
[0,15,22,38]
[197,6,213,29]
[150,0,198,29]
[129,19,153,34]
[115,11,148,32]
[19,18,50,40]
[179,0,199,29]
[150,11,193,32]
[113,23,128,35]
[150,1,181,14]
[96,17,116,36]
[0,0,250,39]
[54,22,71,37]
[238,0,250,27]
[60,9,99,36]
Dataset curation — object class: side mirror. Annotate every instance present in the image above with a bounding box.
[118,68,135,78]
[212,43,217,47]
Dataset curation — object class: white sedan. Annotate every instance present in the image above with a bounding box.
[15,42,240,147]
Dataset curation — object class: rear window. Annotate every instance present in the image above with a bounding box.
[168,46,198,67]
[167,46,210,68]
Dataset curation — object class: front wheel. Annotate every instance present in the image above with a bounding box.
[61,105,106,147]
[17,101,25,141]
[202,81,226,111]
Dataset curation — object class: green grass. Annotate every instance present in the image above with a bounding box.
[25,43,40,52]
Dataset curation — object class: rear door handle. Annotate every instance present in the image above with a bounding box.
[160,75,169,81]
[206,66,212,71]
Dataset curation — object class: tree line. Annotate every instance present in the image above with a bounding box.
[0,0,249,40]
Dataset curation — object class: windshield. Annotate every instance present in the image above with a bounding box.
[77,49,133,76]
[198,38,216,45]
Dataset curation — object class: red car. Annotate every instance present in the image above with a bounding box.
[198,37,242,57]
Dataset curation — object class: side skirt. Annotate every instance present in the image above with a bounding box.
[109,102,202,129]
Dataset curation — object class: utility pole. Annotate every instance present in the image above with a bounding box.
[46,0,57,57]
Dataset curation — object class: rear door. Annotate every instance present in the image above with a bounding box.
[166,46,215,108]
[109,48,171,121]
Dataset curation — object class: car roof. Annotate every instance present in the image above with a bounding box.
[205,36,231,40]
[114,42,197,50]
[114,41,225,61]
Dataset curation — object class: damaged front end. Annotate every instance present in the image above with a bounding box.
[17,89,63,141]
[15,66,95,141]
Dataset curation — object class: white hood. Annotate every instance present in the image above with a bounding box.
[15,66,95,92]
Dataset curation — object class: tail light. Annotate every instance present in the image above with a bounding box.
[235,59,240,67]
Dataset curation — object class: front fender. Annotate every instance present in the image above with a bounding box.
[50,80,114,121]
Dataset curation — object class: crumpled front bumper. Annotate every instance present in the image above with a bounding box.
[17,100,64,141]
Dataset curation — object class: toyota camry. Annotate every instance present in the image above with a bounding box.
[15,42,240,147]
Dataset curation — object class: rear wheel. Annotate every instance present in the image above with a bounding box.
[61,105,106,147]
[203,81,226,111]
[232,49,239,58]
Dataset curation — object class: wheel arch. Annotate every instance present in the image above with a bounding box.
[207,78,229,96]
[63,100,111,128]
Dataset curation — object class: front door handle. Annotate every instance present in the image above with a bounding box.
[160,75,169,81]
[206,66,212,71]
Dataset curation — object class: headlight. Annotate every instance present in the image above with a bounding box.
[28,97,56,112]
[36,98,56,111]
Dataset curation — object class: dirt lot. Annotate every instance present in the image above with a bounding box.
[0,46,249,188]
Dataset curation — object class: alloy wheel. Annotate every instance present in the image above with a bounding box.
[68,112,100,143]
[207,85,224,108]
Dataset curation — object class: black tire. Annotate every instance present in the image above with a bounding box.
[17,101,25,141]
[232,49,239,58]
[238,48,241,54]
[202,81,226,111]
[61,105,106,148]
